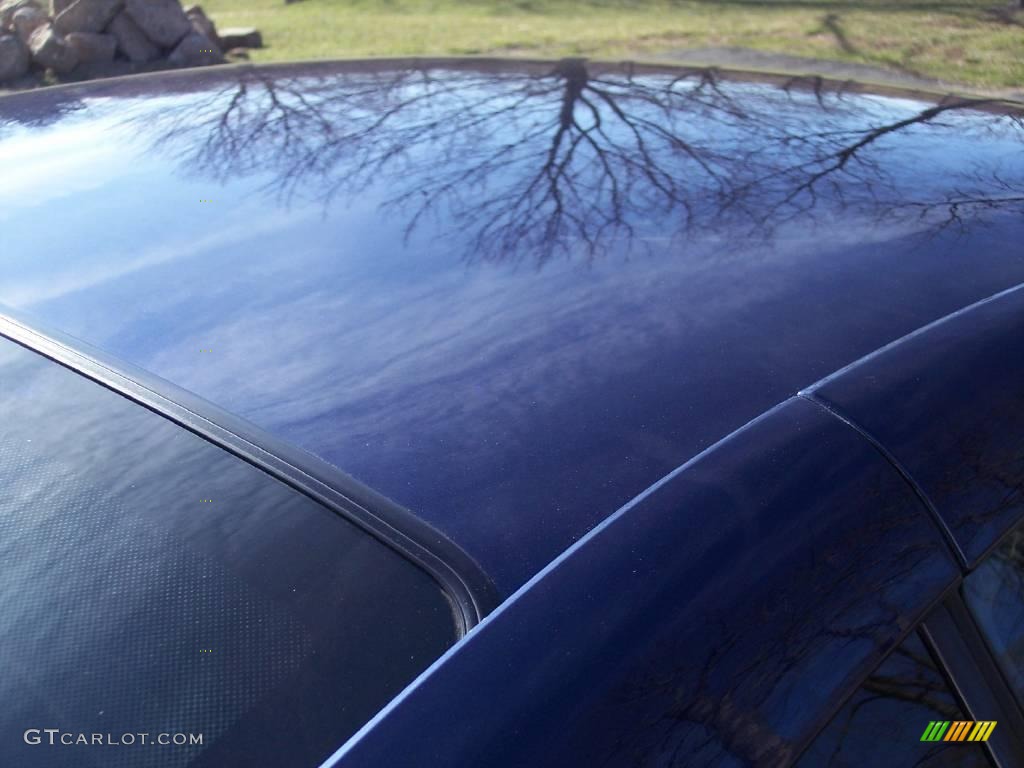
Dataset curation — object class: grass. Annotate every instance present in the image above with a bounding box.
[199,0,1024,89]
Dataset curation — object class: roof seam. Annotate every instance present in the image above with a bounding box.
[797,391,968,571]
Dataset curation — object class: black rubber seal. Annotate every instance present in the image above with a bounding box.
[0,306,500,634]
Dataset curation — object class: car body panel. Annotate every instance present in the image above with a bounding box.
[0,309,499,624]
[806,283,1024,569]
[324,396,960,768]
[1,60,1022,598]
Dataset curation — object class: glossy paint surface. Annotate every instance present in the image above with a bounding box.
[328,397,960,767]
[809,284,1024,568]
[2,61,1023,594]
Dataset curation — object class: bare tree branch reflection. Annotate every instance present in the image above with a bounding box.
[575,469,968,768]
[0,90,85,130]
[964,526,1024,699]
[132,60,1024,265]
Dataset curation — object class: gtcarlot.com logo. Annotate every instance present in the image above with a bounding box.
[24,729,204,747]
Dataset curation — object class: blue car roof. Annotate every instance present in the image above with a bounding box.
[1,59,1022,597]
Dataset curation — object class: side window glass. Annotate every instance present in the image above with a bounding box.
[796,630,991,767]
[963,525,1024,703]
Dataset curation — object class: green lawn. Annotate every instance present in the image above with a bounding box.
[199,0,1023,89]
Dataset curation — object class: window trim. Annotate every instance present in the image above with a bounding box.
[791,579,1020,767]
[920,596,1024,768]
[0,307,498,634]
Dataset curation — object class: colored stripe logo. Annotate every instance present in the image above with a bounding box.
[921,721,996,742]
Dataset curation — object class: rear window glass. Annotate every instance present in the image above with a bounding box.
[796,630,991,768]
[963,523,1024,707]
[0,336,459,767]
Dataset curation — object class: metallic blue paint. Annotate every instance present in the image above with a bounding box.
[807,283,1024,569]
[323,397,960,767]
[1,60,1022,597]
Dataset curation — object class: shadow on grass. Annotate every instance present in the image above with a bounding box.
[459,0,1001,12]
[814,12,858,54]
[804,10,933,78]
[984,4,1024,23]
[453,0,1024,22]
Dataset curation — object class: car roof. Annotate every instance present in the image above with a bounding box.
[1,58,1022,597]
[327,267,1024,768]
[324,394,962,768]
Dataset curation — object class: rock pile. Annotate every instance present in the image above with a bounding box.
[0,0,261,85]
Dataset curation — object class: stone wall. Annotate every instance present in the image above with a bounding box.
[0,0,261,86]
